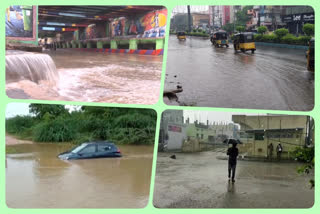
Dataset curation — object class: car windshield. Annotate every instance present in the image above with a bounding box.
[71,144,88,153]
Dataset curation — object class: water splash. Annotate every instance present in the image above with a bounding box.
[6,50,58,84]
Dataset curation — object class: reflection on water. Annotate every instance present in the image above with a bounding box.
[165,36,314,110]
[6,49,162,104]
[6,143,153,208]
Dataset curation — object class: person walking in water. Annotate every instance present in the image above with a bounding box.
[227,143,239,183]
[277,143,283,161]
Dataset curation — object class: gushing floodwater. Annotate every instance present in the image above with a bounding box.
[6,142,153,208]
[6,50,58,83]
[6,49,162,104]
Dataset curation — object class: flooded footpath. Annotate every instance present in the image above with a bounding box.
[6,49,162,104]
[6,137,154,208]
[153,149,314,208]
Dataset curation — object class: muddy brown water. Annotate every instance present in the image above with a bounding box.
[6,49,163,104]
[6,143,154,208]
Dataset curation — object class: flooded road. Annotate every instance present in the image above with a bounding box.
[6,49,163,104]
[165,36,314,110]
[154,148,314,208]
[6,143,154,208]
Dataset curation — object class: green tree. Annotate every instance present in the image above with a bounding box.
[222,23,235,33]
[235,6,253,26]
[302,23,314,36]
[236,26,246,32]
[274,28,289,38]
[292,147,314,188]
[29,104,68,119]
[257,26,267,34]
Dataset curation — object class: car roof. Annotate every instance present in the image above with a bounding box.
[82,141,115,146]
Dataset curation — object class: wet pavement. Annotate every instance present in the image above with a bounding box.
[6,142,153,208]
[165,35,314,111]
[6,49,163,104]
[153,148,314,208]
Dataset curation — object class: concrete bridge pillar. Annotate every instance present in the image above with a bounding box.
[111,40,117,49]
[71,40,77,48]
[156,38,164,50]
[97,41,103,49]
[129,39,138,50]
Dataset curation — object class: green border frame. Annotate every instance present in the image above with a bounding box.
[1,0,319,213]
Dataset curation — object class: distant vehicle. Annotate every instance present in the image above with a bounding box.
[177,31,186,40]
[233,32,256,53]
[210,31,229,48]
[58,141,121,160]
[306,37,314,72]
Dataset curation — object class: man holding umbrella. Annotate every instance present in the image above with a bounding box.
[225,139,240,183]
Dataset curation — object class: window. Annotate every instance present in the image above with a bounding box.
[71,144,87,153]
[97,144,111,152]
[255,133,264,140]
[201,134,204,139]
[79,145,96,154]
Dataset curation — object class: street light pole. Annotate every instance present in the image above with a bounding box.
[187,5,192,33]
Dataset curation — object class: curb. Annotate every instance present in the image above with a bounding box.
[255,42,308,50]
[75,48,164,56]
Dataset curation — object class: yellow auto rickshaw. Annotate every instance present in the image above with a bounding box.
[306,37,314,72]
[233,32,256,53]
[177,31,186,40]
[210,31,229,48]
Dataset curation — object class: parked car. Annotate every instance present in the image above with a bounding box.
[58,141,121,160]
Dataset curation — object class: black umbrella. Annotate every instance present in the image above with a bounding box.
[223,138,242,144]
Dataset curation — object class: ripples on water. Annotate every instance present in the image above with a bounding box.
[6,143,153,208]
[165,36,314,111]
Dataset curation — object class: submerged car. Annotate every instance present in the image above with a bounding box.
[58,141,121,160]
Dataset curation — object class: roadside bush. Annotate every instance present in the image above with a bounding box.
[187,32,209,37]
[236,26,245,32]
[262,33,277,43]
[274,28,289,38]
[302,23,314,36]
[7,105,157,145]
[254,34,262,42]
[257,26,267,34]
[281,33,297,44]
[296,35,312,46]
[32,117,77,142]
[6,116,35,135]
[192,29,197,32]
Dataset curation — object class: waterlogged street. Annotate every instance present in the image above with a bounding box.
[6,49,162,104]
[153,148,314,208]
[165,36,314,110]
[6,137,154,208]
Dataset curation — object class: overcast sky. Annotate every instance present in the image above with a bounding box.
[5,103,80,118]
[6,103,31,118]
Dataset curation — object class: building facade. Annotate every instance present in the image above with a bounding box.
[232,115,312,159]
[282,6,314,35]
[159,110,186,151]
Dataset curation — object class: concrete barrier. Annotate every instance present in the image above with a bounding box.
[255,42,308,50]
[76,48,164,56]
